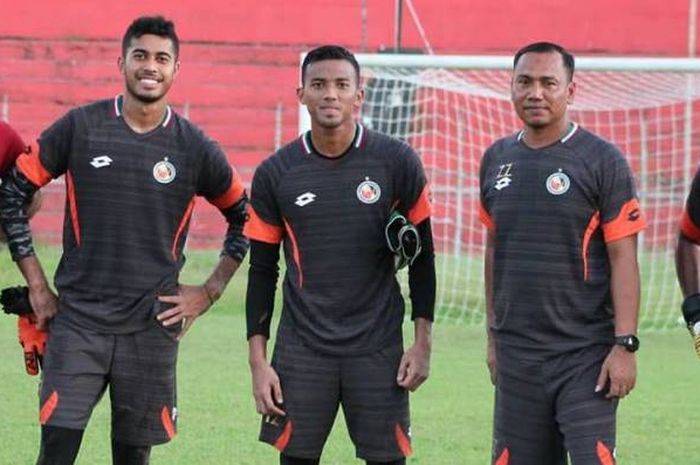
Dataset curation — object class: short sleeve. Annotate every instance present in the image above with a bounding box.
[397,144,431,225]
[243,160,284,244]
[598,146,646,242]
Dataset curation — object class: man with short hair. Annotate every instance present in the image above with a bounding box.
[480,42,645,464]
[244,45,435,465]
[0,16,248,465]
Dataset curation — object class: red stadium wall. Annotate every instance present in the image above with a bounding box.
[0,0,693,245]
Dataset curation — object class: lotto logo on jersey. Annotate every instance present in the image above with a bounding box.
[356,177,381,204]
[494,163,513,191]
[545,169,571,195]
[153,158,176,184]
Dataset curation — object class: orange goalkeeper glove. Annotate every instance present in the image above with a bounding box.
[17,314,47,375]
[2,286,48,375]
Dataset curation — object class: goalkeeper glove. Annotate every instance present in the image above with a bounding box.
[681,293,700,360]
[1,286,47,375]
[385,211,422,271]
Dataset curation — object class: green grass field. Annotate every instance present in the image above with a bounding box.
[1,245,698,464]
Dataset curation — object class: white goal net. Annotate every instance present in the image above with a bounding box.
[300,54,700,330]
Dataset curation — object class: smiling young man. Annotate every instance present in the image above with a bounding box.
[0,16,248,465]
[479,42,645,464]
[244,45,435,465]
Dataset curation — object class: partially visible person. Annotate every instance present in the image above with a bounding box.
[675,169,700,359]
[0,15,248,465]
[0,121,41,243]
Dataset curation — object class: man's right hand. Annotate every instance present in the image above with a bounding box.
[28,285,57,330]
[486,336,497,385]
[250,361,285,417]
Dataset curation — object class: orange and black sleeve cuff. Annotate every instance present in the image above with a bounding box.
[243,206,283,244]
[681,208,700,244]
[407,185,432,225]
[210,169,246,210]
[16,142,52,188]
[601,198,646,242]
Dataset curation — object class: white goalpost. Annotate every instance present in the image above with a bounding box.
[299,53,700,330]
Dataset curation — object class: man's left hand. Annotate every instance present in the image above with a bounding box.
[397,342,431,391]
[157,284,212,340]
[595,345,637,399]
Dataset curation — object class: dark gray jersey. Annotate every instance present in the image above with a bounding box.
[15,97,246,333]
[244,125,431,355]
[479,124,645,354]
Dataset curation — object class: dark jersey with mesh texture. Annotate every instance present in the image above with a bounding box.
[244,125,431,355]
[479,124,646,355]
[15,97,245,333]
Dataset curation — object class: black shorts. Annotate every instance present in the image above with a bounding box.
[260,325,411,461]
[492,344,617,465]
[39,314,179,446]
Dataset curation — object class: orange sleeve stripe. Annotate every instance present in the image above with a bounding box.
[39,391,59,425]
[283,220,303,288]
[582,211,601,281]
[479,202,495,231]
[65,171,81,246]
[601,198,646,243]
[680,208,700,244]
[171,198,196,260]
[210,169,246,209]
[243,207,283,244]
[16,142,52,187]
[407,185,431,225]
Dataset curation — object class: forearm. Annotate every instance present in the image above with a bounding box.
[675,234,700,297]
[203,255,240,303]
[608,236,641,335]
[17,255,51,292]
[0,167,39,260]
[412,317,432,350]
[221,196,250,263]
[408,219,435,321]
[246,240,280,339]
[248,334,269,366]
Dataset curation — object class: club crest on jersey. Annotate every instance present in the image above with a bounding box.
[153,157,176,184]
[494,163,513,191]
[357,177,381,204]
[546,169,570,195]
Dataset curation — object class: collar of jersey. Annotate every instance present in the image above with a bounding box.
[113,95,173,128]
[301,123,364,159]
[517,121,579,145]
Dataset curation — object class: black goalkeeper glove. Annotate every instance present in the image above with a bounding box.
[681,293,700,360]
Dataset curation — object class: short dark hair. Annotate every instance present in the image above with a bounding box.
[513,42,575,81]
[301,45,361,85]
[122,16,179,58]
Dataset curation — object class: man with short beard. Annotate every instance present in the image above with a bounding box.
[0,16,249,465]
